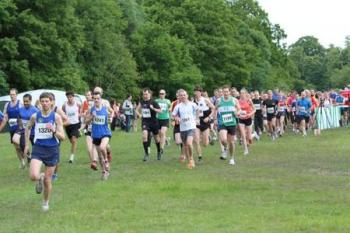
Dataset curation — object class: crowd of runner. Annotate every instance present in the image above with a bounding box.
[0,86,349,211]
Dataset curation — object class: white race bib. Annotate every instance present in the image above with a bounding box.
[299,106,306,112]
[142,108,151,118]
[254,104,261,110]
[198,109,204,117]
[35,123,54,139]
[93,115,106,125]
[8,118,17,127]
[159,103,167,112]
[267,107,274,114]
[278,106,285,112]
[222,113,233,123]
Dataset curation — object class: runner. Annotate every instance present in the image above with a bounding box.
[172,89,199,169]
[23,92,65,211]
[62,91,81,163]
[155,89,171,159]
[276,91,287,136]
[93,86,113,162]
[263,90,278,140]
[122,94,134,132]
[82,90,98,170]
[136,88,162,161]
[238,89,255,155]
[287,92,297,133]
[296,91,312,136]
[252,91,263,139]
[0,88,23,168]
[85,92,112,180]
[215,85,240,165]
[18,94,39,164]
[49,92,68,181]
[193,87,215,162]
[171,91,185,162]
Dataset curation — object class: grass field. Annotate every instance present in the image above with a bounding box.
[0,127,350,233]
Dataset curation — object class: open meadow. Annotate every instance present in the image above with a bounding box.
[0,128,350,233]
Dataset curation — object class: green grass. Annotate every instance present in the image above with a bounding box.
[1,127,350,233]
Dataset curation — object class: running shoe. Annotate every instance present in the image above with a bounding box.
[179,154,186,163]
[51,173,58,181]
[42,202,49,212]
[187,159,195,169]
[143,154,149,162]
[101,171,109,181]
[244,149,249,156]
[69,154,74,163]
[90,161,98,171]
[36,173,44,194]
[220,149,227,160]
[197,156,203,164]
[229,158,235,165]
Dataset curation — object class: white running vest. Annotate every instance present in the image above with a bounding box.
[65,102,80,124]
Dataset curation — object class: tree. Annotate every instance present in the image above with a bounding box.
[76,0,140,100]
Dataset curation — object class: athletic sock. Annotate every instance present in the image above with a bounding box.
[156,142,161,153]
[143,142,149,155]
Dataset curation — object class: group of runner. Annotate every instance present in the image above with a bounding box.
[0,86,348,211]
[0,87,114,211]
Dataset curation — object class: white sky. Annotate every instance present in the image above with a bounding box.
[257,0,350,48]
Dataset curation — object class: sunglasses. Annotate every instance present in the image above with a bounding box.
[159,93,165,95]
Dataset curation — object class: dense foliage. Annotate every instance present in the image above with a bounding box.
[0,0,349,98]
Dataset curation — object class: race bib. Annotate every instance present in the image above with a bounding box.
[159,103,167,112]
[142,108,151,118]
[240,110,247,116]
[198,109,204,117]
[35,123,54,139]
[93,115,106,125]
[267,107,274,114]
[222,113,233,124]
[8,118,17,127]
[254,104,261,110]
[299,106,306,112]
[278,106,285,112]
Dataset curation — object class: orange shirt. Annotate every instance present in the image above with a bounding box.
[239,99,253,119]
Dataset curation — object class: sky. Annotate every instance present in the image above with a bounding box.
[257,0,350,48]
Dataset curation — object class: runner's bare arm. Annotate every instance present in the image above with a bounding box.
[23,114,36,155]
[136,103,141,118]
[54,113,65,140]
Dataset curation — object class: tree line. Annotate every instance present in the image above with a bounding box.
[1,0,349,99]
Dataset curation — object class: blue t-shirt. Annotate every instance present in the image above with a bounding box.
[91,106,112,139]
[0,111,3,122]
[19,105,39,135]
[297,98,312,116]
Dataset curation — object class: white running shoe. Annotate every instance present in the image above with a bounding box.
[229,158,235,165]
[220,149,227,160]
[42,202,49,212]
[244,149,249,156]
[69,154,75,163]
